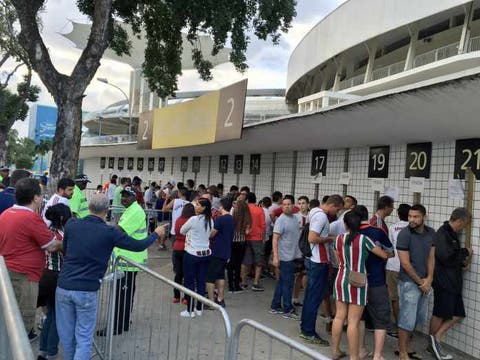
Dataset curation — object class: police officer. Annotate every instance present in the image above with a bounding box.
[70,174,91,218]
[112,187,148,334]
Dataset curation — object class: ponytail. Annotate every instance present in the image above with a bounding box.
[343,210,361,245]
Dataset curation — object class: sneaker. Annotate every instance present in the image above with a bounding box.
[281,311,300,321]
[240,283,248,290]
[299,332,329,347]
[215,299,226,308]
[28,329,39,342]
[234,286,244,293]
[293,301,303,307]
[431,336,452,360]
[180,310,195,318]
[251,284,264,292]
[269,308,283,314]
[172,297,180,304]
[228,288,235,294]
[387,329,398,338]
[194,309,203,316]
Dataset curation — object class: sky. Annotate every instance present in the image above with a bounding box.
[7,0,347,136]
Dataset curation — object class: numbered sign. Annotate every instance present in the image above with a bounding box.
[147,157,155,172]
[127,157,134,170]
[368,146,389,178]
[118,157,124,170]
[455,138,480,179]
[100,157,106,169]
[108,157,115,169]
[158,157,165,172]
[311,150,328,176]
[137,110,154,150]
[180,157,188,172]
[405,142,432,178]
[137,157,144,171]
[234,155,243,174]
[192,157,201,173]
[219,155,228,173]
[250,154,261,175]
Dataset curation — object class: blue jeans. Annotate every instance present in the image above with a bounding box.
[300,259,329,336]
[183,253,209,311]
[397,280,429,332]
[56,287,98,360]
[271,260,296,313]
[39,305,59,357]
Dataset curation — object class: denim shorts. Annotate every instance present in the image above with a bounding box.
[397,280,429,332]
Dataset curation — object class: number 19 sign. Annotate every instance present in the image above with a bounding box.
[368,146,389,178]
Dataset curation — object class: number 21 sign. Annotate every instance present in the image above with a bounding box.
[455,138,480,179]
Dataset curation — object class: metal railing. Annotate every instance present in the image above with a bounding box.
[0,257,35,360]
[81,134,137,146]
[413,42,459,68]
[95,256,232,360]
[372,60,405,81]
[229,319,331,360]
[468,35,480,52]
[338,73,365,90]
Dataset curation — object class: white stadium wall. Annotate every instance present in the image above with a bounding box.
[83,139,480,358]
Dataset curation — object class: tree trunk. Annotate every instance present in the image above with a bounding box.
[49,96,83,190]
[0,129,7,165]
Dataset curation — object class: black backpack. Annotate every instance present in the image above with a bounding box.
[298,222,312,258]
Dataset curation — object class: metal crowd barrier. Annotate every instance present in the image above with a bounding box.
[94,256,232,360]
[0,257,35,360]
[229,319,331,360]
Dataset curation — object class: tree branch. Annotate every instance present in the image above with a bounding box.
[70,0,113,98]
[0,61,23,89]
[0,52,10,68]
[11,0,65,99]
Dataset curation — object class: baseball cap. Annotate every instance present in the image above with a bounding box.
[74,174,91,183]
[122,186,136,196]
[0,165,10,171]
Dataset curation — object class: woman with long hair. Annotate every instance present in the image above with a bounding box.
[180,198,214,317]
[331,210,388,360]
[227,200,251,293]
[172,203,195,303]
[37,203,72,360]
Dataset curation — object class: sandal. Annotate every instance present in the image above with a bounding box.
[332,350,347,360]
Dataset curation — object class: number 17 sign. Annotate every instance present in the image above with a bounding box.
[311,150,328,177]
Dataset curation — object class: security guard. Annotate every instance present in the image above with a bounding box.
[70,174,91,218]
[112,187,148,334]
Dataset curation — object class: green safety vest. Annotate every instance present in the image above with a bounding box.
[70,185,90,218]
[115,201,148,271]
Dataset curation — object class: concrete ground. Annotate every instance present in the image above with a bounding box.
[32,246,471,359]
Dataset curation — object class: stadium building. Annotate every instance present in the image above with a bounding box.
[79,1,480,357]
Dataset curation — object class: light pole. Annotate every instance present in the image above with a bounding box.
[97,77,132,136]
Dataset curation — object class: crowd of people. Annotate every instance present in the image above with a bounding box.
[0,170,474,360]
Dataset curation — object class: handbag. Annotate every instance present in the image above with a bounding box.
[349,270,366,288]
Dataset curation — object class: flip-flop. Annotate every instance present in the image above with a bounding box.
[332,351,347,360]
[360,351,373,359]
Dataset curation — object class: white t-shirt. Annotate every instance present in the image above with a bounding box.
[308,207,330,263]
[42,193,70,227]
[387,220,409,272]
[263,208,273,236]
[181,215,214,255]
[171,198,190,235]
[106,183,116,200]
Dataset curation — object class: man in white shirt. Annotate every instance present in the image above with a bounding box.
[300,195,344,346]
[42,178,75,227]
[387,203,411,330]
[163,187,190,237]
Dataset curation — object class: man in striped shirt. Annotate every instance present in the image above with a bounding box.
[300,195,344,346]
[42,178,75,227]
[369,195,394,234]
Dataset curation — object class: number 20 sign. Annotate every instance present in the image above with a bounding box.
[405,142,432,178]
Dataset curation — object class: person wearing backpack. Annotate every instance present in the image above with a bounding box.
[299,195,344,346]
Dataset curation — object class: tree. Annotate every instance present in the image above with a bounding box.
[0,1,40,165]
[10,0,296,187]
[5,129,36,169]
[35,138,52,171]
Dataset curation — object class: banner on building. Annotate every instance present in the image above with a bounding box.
[137,79,247,150]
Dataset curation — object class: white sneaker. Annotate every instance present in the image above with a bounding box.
[194,309,203,316]
[180,310,195,318]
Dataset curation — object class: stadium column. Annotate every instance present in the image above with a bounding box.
[465,168,476,248]
[291,151,298,197]
[343,148,350,197]
[207,156,212,186]
[170,157,174,176]
[271,152,277,194]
